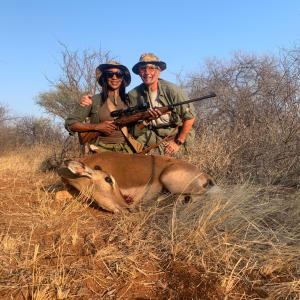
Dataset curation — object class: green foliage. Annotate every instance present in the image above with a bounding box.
[34,83,85,120]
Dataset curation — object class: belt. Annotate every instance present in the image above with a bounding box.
[152,124,177,130]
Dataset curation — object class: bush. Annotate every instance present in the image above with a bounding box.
[181,49,300,187]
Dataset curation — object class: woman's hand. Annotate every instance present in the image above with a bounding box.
[94,121,117,135]
[80,94,93,107]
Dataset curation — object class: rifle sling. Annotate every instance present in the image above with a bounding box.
[106,99,144,153]
[136,110,187,155]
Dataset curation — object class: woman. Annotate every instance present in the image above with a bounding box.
[65,61,138,153]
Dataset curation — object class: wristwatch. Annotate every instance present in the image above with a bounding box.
[174,139,183,146]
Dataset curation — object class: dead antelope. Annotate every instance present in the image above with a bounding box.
[57,159,127,213]
[56,152,216,213]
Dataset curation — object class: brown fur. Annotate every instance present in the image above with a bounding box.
[57,160,128,213]
[56,152,216,213]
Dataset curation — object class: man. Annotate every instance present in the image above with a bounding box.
[81,53,195,156]
[128,53,195,156]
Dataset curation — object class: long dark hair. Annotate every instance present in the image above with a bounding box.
[99,72,129,105]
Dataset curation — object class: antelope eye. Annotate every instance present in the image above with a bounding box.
[94,165,102,170]
[105,176,112,183]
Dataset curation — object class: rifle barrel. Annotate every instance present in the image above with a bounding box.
[110,92,217,118]
[168,92,217,108]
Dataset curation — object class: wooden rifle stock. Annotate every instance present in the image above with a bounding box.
[78,92,217,145]
[78,106,170,145]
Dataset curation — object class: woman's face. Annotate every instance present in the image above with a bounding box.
[106,68,123,91]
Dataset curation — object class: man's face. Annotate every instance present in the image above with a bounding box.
[106,68,123,91]
[138,64,161,87]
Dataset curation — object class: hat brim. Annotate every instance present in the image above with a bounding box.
[96,63,131,87]
[132,61,166,75]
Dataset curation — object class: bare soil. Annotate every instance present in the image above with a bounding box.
[0,171,298,299]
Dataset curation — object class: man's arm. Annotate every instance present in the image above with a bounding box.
[176,117,195,143]
[80,94,93,106]
[164,117,195,156]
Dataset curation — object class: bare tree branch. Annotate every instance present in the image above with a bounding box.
[35,41,117,120]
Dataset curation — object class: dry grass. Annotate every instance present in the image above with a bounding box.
[0,145,299,299]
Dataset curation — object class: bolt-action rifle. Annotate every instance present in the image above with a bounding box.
[78,92,217,145]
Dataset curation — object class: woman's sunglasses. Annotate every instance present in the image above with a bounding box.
[106,71,124,79]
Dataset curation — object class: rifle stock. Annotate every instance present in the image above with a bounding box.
[78,93,216,145]
[78,107,170,145]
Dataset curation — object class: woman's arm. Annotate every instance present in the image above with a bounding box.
[69,121,117,135]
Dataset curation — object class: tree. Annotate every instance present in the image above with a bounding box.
[14,115,66,146]
[0,102,12,124]
[0,103,16,154]
[180,47,300,186]
[35,83,85,121]
[35,41,117,120]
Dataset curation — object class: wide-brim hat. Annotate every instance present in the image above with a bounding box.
[96,61,131,87]
[132,53,166,75]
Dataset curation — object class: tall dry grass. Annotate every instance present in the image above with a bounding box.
[0,143,299,299]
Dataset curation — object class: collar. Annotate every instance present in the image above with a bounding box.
[142,79,164,97]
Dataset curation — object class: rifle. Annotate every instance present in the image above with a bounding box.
[78,92,217,145]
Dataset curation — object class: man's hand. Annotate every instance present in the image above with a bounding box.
[164,141,181,156]
[138,109,163,129]
[80,94,93,107]
[147,108,162,121]
[94,121,117,135]
[145,109,171,122]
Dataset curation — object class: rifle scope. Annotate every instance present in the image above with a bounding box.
[110,102,150,118]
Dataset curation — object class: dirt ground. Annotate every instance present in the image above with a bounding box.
[0,171,298,299]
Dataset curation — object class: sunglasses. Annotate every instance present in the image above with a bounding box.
[139,65,160,74]
[106,71,124,79]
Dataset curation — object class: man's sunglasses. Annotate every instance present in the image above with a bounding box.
[139,65,160,74]
[106,71,124,79]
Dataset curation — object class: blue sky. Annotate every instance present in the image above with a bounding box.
[1,0,299,118]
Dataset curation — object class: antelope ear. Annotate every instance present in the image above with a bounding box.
[64,160,93,178]
[94,165,102,171]
[64,159,84,169]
